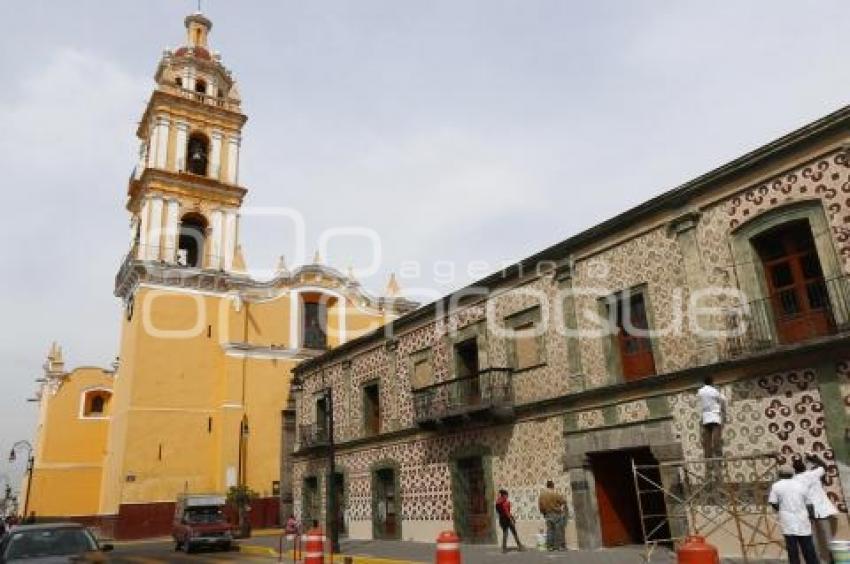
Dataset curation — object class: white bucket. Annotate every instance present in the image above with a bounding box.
[829,540,850,563]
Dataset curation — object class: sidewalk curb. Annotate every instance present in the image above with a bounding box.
[110,537,172,547]
[332,556,427,564]
[239,545,425,564]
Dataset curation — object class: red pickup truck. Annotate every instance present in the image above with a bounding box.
[172,494,233,553]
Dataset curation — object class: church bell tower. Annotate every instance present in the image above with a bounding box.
[121,11,247,288]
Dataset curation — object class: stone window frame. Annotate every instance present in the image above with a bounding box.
[313,388,330,427]
[360,378,382,437]
[448,321,489,380]
[407,347,434,390]
[597,283,663,383]
[503,305,547,372]
[730,199,846,342]
[79,388,112,420]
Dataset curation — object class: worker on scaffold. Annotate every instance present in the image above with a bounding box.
[697,375,727,459]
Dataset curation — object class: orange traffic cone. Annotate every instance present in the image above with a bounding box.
[436,530,461,564]
[304,526,325,564]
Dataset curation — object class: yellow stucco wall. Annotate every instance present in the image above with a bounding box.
[96,282,389,517]
[28,367,113,517]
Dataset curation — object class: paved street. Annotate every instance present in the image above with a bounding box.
[104,536,786,563]
[106,537,675,564]
[105,540,275,563]
[248,535,678,563]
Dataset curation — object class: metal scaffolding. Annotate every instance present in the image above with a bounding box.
[632,452,784,563]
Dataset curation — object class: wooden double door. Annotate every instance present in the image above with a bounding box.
[753,220,833,344]
[453,456,492,543]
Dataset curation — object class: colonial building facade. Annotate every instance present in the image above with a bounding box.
[25,13,414,539]
[291,106,850,555]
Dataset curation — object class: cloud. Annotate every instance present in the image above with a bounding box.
[0,48,148,469]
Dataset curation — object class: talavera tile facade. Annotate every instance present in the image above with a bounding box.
[285,106,850,554]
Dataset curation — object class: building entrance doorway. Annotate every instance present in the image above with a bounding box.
[589,447,668,547]
[454,456,492,543]
[372,468,399,539]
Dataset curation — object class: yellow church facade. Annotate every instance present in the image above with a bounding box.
[25,13,414,539]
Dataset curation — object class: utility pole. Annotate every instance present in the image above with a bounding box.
[325,388,340,553]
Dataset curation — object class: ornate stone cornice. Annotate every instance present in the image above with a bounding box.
[127,167,247,212]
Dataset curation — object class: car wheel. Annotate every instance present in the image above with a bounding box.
[221,542,232,552]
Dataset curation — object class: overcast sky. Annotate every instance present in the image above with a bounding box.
[1,0,850,488]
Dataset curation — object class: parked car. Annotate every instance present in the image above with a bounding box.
[172,494,233,553]
[0,523,113,562]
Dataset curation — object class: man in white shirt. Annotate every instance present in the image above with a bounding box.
[696,376,727,459]
[769,468,819,564]
[794,453,839,563]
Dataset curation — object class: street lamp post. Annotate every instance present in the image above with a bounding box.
[9,440,34,519]
[324,387,340,554]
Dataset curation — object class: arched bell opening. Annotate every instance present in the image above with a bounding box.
[186,132,209,176]
[177,213,208,268]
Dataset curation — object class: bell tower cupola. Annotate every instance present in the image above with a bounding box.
[117,10,248,296]
[185,12,212,49]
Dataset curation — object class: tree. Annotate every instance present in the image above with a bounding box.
[226,485,257,538]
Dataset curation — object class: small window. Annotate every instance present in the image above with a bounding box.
[195,78,207,94]
[454,338,479,379]
[513,321,541,370]
[363,382,380,436]
[316,395,328,432]
[505,307,544,371]
[175,77,183,88]
[302,298,328,350]
[412,358,432,389]
[82,390,111,417]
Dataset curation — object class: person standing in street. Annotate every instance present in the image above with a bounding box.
[697,376,727,459]
[794,453,839,563]
[495,489,524,554]
[538,480,567,551]
[769,467,819,564]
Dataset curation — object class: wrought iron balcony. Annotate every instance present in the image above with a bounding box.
[298,423,328,450]
[722,275,850,360]
[412,368,514,428]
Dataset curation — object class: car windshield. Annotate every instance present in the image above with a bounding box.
[4,528,98,560]
[184,507,226,524]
